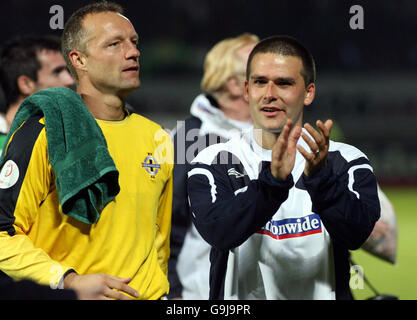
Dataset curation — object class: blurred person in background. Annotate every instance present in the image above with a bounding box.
[329,125,398,266]
[0,35,75,130]
[168,33,258,299]
[361,187,397,265]
[0,35,74,154]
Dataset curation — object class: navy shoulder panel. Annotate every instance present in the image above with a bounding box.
[0,115,44,235]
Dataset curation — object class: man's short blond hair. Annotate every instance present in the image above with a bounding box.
[201,33,259,94]
[61,1,124,82]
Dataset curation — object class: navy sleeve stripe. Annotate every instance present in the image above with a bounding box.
[0,116,44,235]
[347,163,373,199]
[188,167,217,203]
[188,158,293,251]
[302,150,380,250]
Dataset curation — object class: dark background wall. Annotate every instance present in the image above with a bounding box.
[0,0,416,184]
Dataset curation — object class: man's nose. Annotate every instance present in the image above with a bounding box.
[126,42,140,60]
[264,81,277,102]
[61,70,74,87]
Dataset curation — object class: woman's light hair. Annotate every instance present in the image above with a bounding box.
[201,33,258,94]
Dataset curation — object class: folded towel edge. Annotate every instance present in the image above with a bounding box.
[59,166,119,214]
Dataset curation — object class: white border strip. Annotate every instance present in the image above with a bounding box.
[347,164,373,199]
[188,168,217,203]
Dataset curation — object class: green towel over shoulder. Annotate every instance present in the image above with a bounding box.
[1,87,120,224]
[0,133,6,156]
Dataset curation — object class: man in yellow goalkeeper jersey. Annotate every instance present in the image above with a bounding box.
[0,1,173,300]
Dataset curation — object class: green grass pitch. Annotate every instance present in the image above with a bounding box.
[350,187,417,300]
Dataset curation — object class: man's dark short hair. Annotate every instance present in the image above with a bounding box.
[0,35,61,107]
[246,35,316,87]
[61,1,124,81]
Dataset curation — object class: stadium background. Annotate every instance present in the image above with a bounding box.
[0,0,415,299]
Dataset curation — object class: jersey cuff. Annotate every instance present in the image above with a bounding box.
[259,161,294,189]
[57,268,77,290]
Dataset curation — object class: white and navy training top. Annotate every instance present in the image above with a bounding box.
[187,129,380,300]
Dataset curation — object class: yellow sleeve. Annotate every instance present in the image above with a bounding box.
[0,119,72,286]
[0,231,72,288]
[155,173,173,275]
[154,130,174,276]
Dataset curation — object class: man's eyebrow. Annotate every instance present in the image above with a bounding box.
[250,75,296,83]
[250,75,267,80]
[106,33,139,42]
[275,77,296,84]
[105,35,124,42]
[52,65,67,74]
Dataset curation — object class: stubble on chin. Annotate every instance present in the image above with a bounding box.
[265,126,283,134]
[261,117,287,134]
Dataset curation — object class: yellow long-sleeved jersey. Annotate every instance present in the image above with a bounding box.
[0,112,173,299]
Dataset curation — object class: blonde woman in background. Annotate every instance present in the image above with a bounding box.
[168,33,258,299]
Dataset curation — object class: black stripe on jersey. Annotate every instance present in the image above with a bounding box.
[0,115,44,236]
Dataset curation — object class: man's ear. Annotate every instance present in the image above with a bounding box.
[304,83,315,106]
[17,75,36,96]
[69,50,87,75]
[243,80,249,102]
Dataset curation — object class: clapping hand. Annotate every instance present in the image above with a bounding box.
[297,119,333,177]
[270,119,302,181]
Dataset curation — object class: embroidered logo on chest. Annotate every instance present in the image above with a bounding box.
[141,153,161,177]
[257,214,322,240]
[227,168,245,178]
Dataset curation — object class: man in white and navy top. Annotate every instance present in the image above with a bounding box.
[187,35,380,300]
